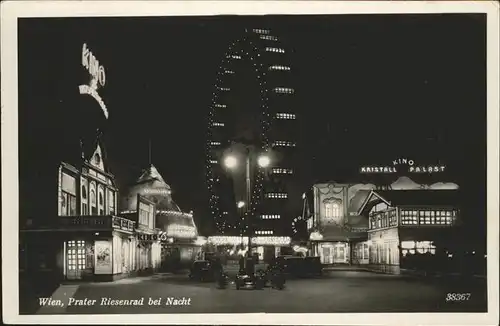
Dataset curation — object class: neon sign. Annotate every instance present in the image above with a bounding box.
[360,158,446,174]
[79,43,108,119]
[82,43,106,88]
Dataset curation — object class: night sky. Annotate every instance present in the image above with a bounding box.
[18,14,486,240]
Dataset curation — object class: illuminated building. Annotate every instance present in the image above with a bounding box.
[20,140,162,281]
[121,164,202,269]
[304,176,461,274]
[205,28,301,258]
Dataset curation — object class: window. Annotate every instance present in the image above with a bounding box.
[260,214,280,219]
[108,190,115,215]
[90,189,97,215]
[401,209,418,225]
[401,240,436,256]
[61,192,77,216]
[82,185,87,200]
[138,202,153,229]
[260,35,278,41]
[269,65,291,71]
[363,243,369,259]
[325,202,341,219]
[253,29,270,34]
[271,168,293,174]
[265,192,287,199]
[98,192,104,215]
[265,47,285,53]
[272,140,296,147]
[81,184,88,215]
[82,203,89,215]
[276,113,296,119]
[274,87,294,94]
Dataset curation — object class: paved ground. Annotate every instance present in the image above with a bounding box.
[32,270,487,314]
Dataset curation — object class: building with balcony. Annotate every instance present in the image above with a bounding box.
[358,188,460,274]
[303,176,461,273]
[20,141,162,282]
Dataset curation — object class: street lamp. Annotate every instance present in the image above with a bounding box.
[257,155,271,168]
[223,148,271,274]
[224,155,238,169]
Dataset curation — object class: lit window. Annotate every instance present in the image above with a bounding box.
[212,122,225,127]
[265,192,288,199]
[401,240,436,256]
[253,29,270,35]
[401,210,418,225]
[260,35,278,41]
[325,202,341,219]
[274,87,294,94]
[276,113,296,119]
[255,230,274,235]
[265,47,285,53]
[272,140,296,147]
[260,214,281,219]
[271,168,293,174]
[269,65,291,71]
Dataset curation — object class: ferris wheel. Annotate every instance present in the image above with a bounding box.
[205,28,297,235]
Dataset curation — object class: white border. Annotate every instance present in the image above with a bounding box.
[1,1,499,325]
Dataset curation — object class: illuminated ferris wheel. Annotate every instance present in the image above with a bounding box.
[205,28,297,235]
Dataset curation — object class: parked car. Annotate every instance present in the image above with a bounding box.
[188,260,216,282]
[235,270,265,290]
[303,256,323,277]
[282,256,306,278]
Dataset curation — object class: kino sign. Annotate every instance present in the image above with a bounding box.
[360,158,446,174]
[79,43,109,119]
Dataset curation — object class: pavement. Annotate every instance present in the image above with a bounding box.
[29,270,487,314]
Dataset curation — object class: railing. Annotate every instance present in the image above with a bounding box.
[59,215,112,228]
[57,215,135,232]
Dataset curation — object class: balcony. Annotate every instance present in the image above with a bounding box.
[58,215,135,232]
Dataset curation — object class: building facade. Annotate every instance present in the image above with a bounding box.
[120,164,202,270]
[205,27,302,241]
[304,176,461,274]
[20,141,161,282]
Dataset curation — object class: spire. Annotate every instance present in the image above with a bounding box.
[148,138,152,166]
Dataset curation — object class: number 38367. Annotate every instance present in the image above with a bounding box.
[446,293,471,302]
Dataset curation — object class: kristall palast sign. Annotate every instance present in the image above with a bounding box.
[360,158,446,174]
[79,43,109,119]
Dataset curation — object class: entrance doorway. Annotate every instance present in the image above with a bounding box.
[66,240,86,280]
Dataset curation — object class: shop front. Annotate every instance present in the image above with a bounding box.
[20,215,139,282]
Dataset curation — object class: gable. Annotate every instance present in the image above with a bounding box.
[357,190,391,215]
[89,143,105,172]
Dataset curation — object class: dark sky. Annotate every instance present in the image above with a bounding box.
[18,14,486,238]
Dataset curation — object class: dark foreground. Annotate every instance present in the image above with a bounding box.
[27,270,487,314]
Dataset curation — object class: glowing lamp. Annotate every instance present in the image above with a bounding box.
[257,155,270,168]
[224,155,238,169]
[237,201,245,208]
